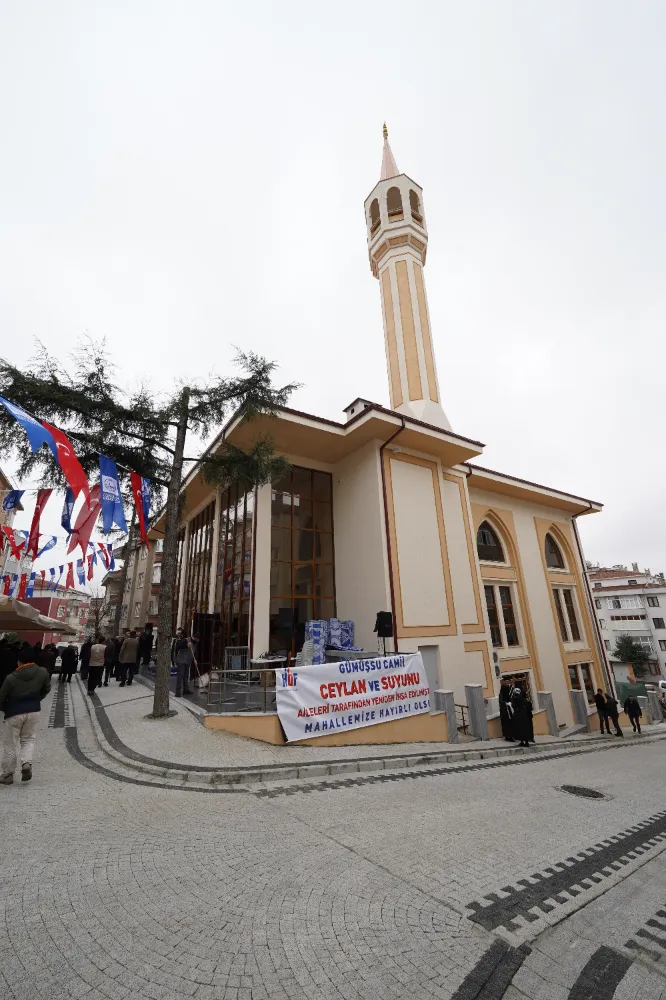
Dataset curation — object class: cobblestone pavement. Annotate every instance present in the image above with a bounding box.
[3,684,666,999]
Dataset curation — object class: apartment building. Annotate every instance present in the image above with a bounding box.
[587,564,666,682]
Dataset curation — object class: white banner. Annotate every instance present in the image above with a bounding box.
[275,652,430,743]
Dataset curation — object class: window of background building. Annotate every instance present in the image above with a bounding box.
[269,466,335,653]
[659,640,666,652]
[484,584,520,649]
[134,601,141,618]
[648,596,661,607]
[604,639,611,650]
[56,606,65,618]
[654,618,665,630]
[182,500,217,634]
[629,579,638,585]
[141,547,147,561]
[148,601,154,615]
[599,618,606,629]
[137,573,144,589]
[476,522,505,563]
[594,582,601,589]
[156,538,164,553]
[595,599,601,609]
[152,565,161,584]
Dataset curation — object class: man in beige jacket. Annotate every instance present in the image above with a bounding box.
[117,630,140,687]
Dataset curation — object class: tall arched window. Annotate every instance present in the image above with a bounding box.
[477,521,505,563]
[545,533,565,569]
[409,189,422,223]
[387,186,403,218]
[369,198,380,233]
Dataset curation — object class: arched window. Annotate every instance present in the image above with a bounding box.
[369,198,380,233]
[387,186,403,218]
[477,521,505,563]
[409,189,422,223]
[545,533,565,569]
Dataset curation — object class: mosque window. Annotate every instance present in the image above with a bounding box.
[386,186,403,219]
[409,189,423,224]
[545,533,565,569]
[369,198,380,234]
[476,521,505,563]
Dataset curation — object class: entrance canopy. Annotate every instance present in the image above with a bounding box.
[0,595,77,636]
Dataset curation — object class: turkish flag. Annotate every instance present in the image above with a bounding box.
[87,553,94,581]
[130,471,148,545]
[26,488,52,560]
[17,573,27,600]
[67,484,101,558]
[65,562,74,590]
[41,422,90,504]
[40,569,46,588]
[2,576,10,596]
[1,526,25,561]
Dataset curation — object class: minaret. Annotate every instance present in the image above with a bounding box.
[365,125,451,431]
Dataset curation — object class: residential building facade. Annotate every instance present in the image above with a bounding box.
[587,564,666,682]
[21,583,90,646]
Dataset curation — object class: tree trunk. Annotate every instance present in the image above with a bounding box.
[153,387,190,718]
[112,509,137,636]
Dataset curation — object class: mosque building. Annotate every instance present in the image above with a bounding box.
[167,127,607,734]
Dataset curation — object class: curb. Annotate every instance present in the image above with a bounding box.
[74,677,666,789]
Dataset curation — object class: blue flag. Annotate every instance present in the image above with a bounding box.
[108,543,115,570]
[61,488,75,534]
[0,397,57,459]
[76,559,85,586]
[9,574,17,597]
[55,565,64,590]
[26,572,36,598]
[2,490,24,511]
[99,455,128,535]
[48,568,56,590]
[37,535,57,558]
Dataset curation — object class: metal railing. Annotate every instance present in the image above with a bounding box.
[205,667,280,714]
[454,703,469,735]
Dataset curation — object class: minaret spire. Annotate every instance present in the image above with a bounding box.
[364,128,452,431]
[380,122,399,181]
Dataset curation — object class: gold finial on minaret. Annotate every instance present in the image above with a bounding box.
[382,122,388,138]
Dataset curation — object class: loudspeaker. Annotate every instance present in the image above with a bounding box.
[278,607,297,636]
[374,611,393,638]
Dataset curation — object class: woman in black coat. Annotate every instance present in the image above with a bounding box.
[509,685,531,747]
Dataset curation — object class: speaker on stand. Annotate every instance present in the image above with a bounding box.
[374,611,394,657]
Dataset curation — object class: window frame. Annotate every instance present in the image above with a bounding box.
[476,521,507,564]
[568,662,595,706]
[552,586,583,644]
[653,618,665,630]
[484,582,522,650]
[647,596,660,607]
[545,533,566,570]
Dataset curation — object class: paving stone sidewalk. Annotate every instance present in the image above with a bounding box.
[87,674,648,776]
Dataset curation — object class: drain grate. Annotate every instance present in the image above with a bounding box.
[560,784,605,799]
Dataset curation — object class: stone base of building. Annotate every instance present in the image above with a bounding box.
[203,710,450,745]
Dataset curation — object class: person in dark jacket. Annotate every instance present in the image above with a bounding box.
[0,635,20,686]
[79,638,92,681]
[498,679,515,741]
[60,645,78,684]
[594,688,611,734]
[174,637,195,697]
[624,695,642,733]
[117,631,140,687]
[138,625,154,667]
[0,646,51,783]
[38,644,57,676]
[509,685,531,747]
[605,693,623,736]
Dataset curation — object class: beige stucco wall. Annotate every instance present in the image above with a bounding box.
[332,440,391,653]
[251,483,272,657]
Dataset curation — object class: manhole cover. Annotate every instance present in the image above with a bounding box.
[560,784,605,799]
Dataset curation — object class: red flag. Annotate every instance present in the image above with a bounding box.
[25,488,53,560]
[17,573,27,599]
[1,526,26,561]
[2,576,10,596]
[40,569,46,589]
[65,562,74,590]
[97,542,109,568]
[67,484,101,558]
[87,553,94,581]
[41,422,90,504]
[130,472,148,545]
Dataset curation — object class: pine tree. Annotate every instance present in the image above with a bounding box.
[612,634,651,678]
[0,339,296,717]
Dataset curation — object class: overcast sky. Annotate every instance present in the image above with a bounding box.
[1,1,665,579]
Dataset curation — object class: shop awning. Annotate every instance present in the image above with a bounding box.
[0,595,77,636]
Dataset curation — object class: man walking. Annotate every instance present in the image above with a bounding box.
[60,644,78,684]
[138,624,154,668]
[79,637,92,681]
[605,692,624,736]
[117,630,140,687]
[594,688,611,735]
[87,635,108,696]
[624,695,642,734]
[0,645,51,784]
[174,636,195,698]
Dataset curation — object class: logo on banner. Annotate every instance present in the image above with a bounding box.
[101,474,119,499]
[281,668,298,688]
